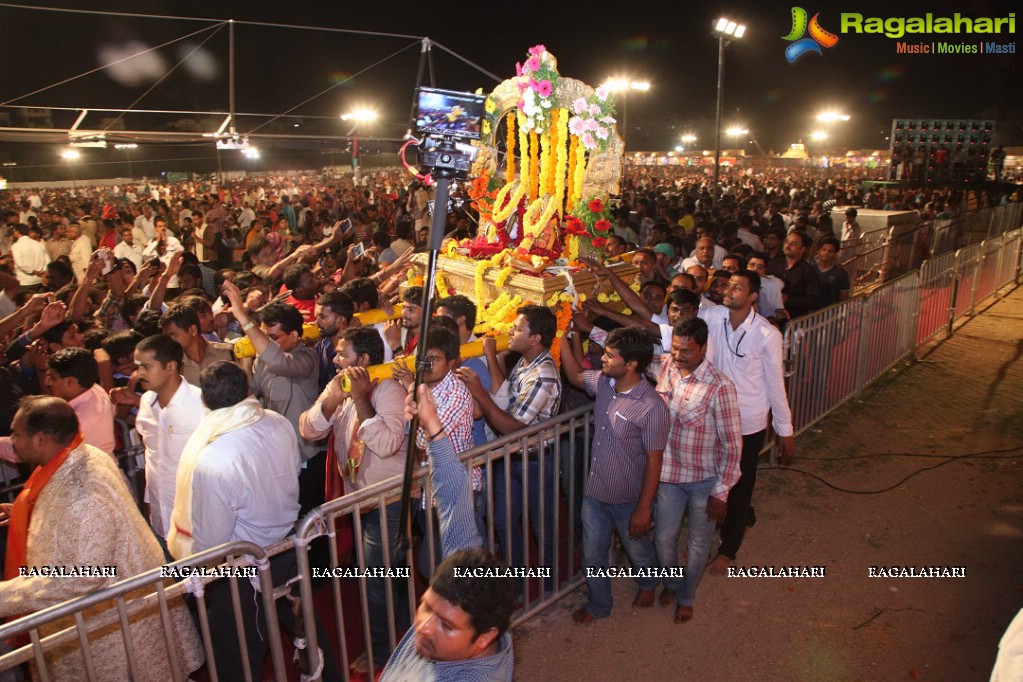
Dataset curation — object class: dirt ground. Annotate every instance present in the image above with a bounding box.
[513,284,1023,682]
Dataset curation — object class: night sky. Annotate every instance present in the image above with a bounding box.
[0,0,1020,155]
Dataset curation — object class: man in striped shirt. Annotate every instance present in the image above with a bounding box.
[651,316,742,623]
[560,327,669,623]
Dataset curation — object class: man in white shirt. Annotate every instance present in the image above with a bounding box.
[134,204,156,242]
[747,253,785,322]
[124,334,206,547]
[10,223,49,288]
[167,360,320,681]
[703,270,794,576]
[68,222,92,283]
[113,225,144,271]
[680,237,725,272]
[142,216,184,287]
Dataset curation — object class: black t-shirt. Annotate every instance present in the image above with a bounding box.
[815,264,851,307]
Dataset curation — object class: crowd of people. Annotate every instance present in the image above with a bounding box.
[0,164,1018,680]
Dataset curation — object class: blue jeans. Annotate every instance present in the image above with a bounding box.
[581,496,659,619]
[492,450,556,588]
[361,500,410,665]
[654,476,717,607]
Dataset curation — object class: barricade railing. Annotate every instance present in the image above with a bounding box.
[0,541,289,682]
[786,220,1023,435]
[291,406,593,681]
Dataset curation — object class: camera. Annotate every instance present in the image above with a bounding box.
[414,87,486,180]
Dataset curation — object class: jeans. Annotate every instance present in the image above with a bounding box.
[654,476,717,606]
[581,496,659,619]
[718,430,767,560]
[361,500,410,666]
[492,449,557,587]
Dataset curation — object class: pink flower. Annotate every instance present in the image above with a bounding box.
[537,79,553,98]
[516,100,526,112]
[525,55,541,72]
[588,103,602,117]
[600,116,616,125]
[529,78,540,92]
[516,61,523,77]
[582,132,596,149]
[584,118,599,132]
[529,44,547,56]
[572,97,588,114]
[595,86,609,100]
[595,127,609,140]
[568,117,586,136]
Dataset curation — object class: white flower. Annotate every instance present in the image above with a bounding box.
[572,97,588,115]
[522,100,537,116]
[600,116,616,125]
[595,86,609,100]
[584,118,599,132]
[588,104,602,116]
[595,127,609,140]
[540,98,552,108]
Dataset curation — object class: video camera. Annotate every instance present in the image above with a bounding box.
[413,87,486,179]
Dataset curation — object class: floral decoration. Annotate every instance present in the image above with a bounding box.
[515,45,559,135]
[568,86,617,152]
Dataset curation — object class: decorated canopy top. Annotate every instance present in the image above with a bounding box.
[461,45,625,269]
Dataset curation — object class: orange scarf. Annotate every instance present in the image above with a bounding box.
[4,433,83,581]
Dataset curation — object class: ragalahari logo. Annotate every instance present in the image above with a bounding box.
[783,7,839,62]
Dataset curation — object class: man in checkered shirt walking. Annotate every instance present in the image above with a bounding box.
[650,316,742,623]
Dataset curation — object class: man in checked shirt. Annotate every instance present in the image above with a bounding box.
[458,305,561,586]
[559,326,669,624]
[650,316,742,623]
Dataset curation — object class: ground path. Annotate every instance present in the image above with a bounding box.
[513,281,1023,682]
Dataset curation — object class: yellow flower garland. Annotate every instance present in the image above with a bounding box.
[554,108,568,214]
[436,271,450,296]
[521,195,558,242]
[494,266,514,288]
[572,146,587,205]
[538,129,551,201]
[506,112,516,181]
[566,136,578,212]
[491,181,525,224]
[474,260,488,302]
[517,113,530,193]
[529,132,539,201]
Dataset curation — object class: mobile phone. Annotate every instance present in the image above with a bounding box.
[352,243,365,259]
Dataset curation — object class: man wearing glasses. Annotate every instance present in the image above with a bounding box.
[703,270,795,576]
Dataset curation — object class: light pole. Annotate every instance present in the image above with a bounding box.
[341,108,377,182]
[602,78,650,146]
[61,148,80,189]
[712,17,746,203]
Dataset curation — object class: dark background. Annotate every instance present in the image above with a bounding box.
[0,0,1019,181]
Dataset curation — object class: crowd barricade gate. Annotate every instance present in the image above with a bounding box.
[785,213,1023,436]
[0,541,289,682]
[291,406,593,681]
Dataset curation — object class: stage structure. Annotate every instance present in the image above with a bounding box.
[889,118,994,183]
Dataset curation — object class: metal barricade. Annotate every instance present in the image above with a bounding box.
[0,541,288,682]
[952,243,982,317]
[996,228,1023,288]
[291,406,593,681]
[916,251,957,344]
[973,235,1005,303]
[858,272,920,384]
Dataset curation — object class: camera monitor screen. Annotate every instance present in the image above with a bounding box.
[414,87,486,140]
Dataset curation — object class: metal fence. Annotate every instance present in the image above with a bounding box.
[0,541,290,682]
[291,406,593,681]
[785,225,1022,434]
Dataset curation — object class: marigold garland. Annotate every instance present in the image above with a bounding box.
[506,112,516,181]
[554,108,568,214]
[474,292,523,336]
[518,113,530,193]
[491,181,525,224]
[494,266,515,289]
[547,109,559,197]
[549,301,573,369]
[566,136,578,212]
[571,146,587,205]
[436,271,452,296]
[474,260,488,302]
[529,131,539,201]
[537,130,551,202]
[565,234,580,262]
[521,195,557,246]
